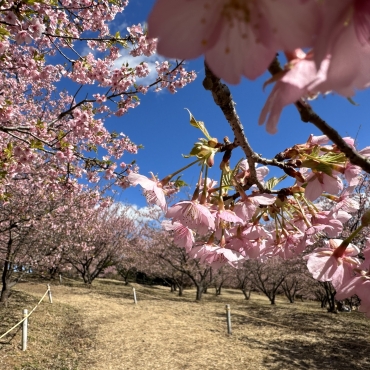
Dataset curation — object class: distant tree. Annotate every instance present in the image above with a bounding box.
[245,258,288,305]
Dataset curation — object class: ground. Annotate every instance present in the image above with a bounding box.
[1,278,370,369]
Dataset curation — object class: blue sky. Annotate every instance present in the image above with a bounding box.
[108,0,370,207]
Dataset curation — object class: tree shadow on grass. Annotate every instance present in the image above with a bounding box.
[260,337,369,370]
[96,279,125,286]
[230,304,370,370]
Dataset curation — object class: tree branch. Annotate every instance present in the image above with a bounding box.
[268,56,370,173]
[203,62,266,192]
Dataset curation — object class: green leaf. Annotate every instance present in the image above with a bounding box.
[173,176,188,188]
[265,174,288,190]
[185,108,211,140]
[316,163,333,176]
[221,172,233,191]
[30,139,44,150]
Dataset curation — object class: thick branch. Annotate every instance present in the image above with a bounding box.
[203,62,266,192]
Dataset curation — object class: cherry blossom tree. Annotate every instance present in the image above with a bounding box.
[150,229,213,300]
[243,258,288,305]
[0,176,90,306]
[54,203,140,285]
[211,265,235,296]
[280,258,307,304]
[0,0,196,199]
[234,264,254,300]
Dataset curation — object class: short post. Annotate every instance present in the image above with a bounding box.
[47,284,53,304]
[133,288,137,304]
[22,309,28,351]
[59,274,62,285]
[225,304,232,335]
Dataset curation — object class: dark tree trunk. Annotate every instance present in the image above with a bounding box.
[124,270,130,285]
[82,270,93,285]
[196,285,204,301]
[320,282,337,313]
[178,285,184,297]
[215,287,222,296]
[0,280,11,307]
[48,266,59,280]
[321,297,327,308]
[1,237,13,307]
[242,289,251,300]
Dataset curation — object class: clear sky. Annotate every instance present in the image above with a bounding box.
[108,0,370,208]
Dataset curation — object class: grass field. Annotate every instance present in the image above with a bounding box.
[1,279,370,370]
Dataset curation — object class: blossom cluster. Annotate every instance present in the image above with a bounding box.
[129,123,370,315]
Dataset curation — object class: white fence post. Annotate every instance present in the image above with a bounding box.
[133,288,137,304]
[59,274,62,285]
[47,284,53,304]
[22,309,28,351]
[225,304,232,335]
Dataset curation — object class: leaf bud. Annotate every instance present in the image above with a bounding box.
[208,138,218,148]
[283,167,305,183]
[262,213,270,221]
[207,152,215,167]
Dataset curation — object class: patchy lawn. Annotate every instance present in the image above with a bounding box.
[1,279,369,370]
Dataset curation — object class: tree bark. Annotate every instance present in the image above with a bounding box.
[196,285,204,301]
[178,285,183,297]
[242,289,251,300]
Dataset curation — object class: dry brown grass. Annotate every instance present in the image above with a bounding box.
[1,278,370,370]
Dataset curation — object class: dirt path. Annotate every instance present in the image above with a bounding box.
[50,284,266,370]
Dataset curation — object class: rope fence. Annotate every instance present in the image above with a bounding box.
[128,287,311,334]
[0,284,52,350]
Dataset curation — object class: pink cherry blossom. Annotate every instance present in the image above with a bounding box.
[148,0,320,84]
[306,134,329,146]
[259,51,330,134]
[189,242,244,269]
[313,0,370,96]
[304,171,343,201]
[127,172,167,211]
[359,146,370,157]
[310,211,344,238]
[15,31,32,45]
[330,190,360,214]
[236,159,269,184]
[242,224,269,240]
[166,200,215,235]
[162,220,195,252]
[335,270,370,318]
[359,239,370,271]
[267,232,307,259]
[29,19,46,38]
[304,239,360,289]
